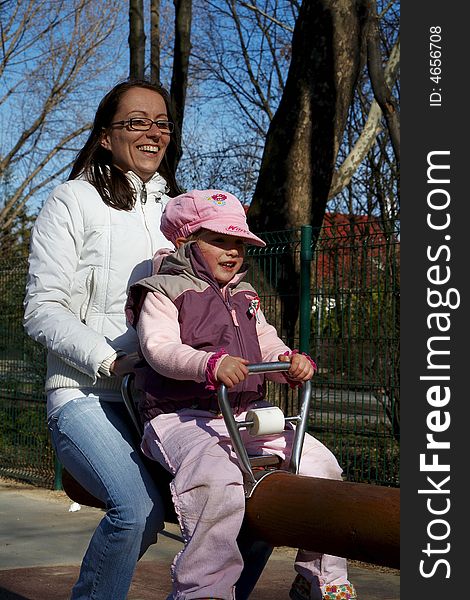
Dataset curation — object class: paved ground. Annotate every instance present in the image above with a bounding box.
[0,478,399,599]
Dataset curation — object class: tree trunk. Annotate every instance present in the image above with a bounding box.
[247,0,368,345]
[248,0,368,234]
[129,0,146,79]
[170,0,192,163]
[150,0,161,84]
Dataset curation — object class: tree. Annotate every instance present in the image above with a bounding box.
[169,0,192,140]
[240,0,367,342]
[178,0,398,214]
[164,0,399,345]
[0,0,125,239]
[248,0,373,233]
[364,0,399,165]
[129,0,146,78]
[328,38,400,206]
[150,0,162,82]
[127,0,192,169]
[178,0,295,199]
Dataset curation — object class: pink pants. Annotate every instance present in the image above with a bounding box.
[142,406,351,600]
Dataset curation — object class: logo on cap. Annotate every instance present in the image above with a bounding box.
[226,225,249,234]
[207,193,227,206]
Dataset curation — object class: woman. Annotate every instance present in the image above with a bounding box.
[23,79,269,600]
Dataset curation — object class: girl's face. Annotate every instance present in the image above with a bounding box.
[196,230,246,287]
[100,87,171,182]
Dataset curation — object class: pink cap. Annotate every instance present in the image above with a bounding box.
[160,189,266,247]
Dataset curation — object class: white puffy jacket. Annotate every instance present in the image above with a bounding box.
[24,171,172,392]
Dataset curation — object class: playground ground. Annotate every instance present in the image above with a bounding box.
[0,478,399,599]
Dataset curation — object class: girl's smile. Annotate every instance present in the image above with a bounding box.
[196,230,246,287]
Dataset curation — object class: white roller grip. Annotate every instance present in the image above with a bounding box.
[246,406,285,436]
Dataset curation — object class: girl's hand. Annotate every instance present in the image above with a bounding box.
[278,353,315,382]
[216,355,249,388]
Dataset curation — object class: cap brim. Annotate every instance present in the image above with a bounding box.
[202,225,266,247]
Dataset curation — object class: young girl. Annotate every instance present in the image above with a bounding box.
[126,189,357,600]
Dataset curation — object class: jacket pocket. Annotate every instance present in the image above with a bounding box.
[79,267,97,324]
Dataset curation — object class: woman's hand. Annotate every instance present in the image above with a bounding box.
[278,353,315,382]
[110,352,142,377]
[216,355,249,388]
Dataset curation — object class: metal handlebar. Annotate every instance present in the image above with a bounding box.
[245,361,291,374]
[217,361,312,496]
[121,363,313,497]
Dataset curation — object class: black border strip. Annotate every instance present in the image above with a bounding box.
[401,4,467,597]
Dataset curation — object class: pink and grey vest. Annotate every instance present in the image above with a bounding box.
[127,243,265,423]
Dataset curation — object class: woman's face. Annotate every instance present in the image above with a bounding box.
[100,87,171,182]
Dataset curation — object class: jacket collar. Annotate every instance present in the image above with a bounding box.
[158,242,248,289]
[125,170,169,202]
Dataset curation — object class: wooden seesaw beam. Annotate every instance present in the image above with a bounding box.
[63,466,400,569]
[217,364,400,570]
[244,470,400,569]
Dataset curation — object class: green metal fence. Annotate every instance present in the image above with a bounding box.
[311,216,399,487]
[0,257,51,485]
[247,216,400,487]
[0,217,400,489]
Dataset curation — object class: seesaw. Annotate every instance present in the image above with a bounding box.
[62,362,400,569]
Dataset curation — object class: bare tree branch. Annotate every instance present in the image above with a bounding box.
[239,1,294,32]
[365,0,400,164]
[228,0,274,119]
[0,0,123,233]
[1,124,91,232]
[329,37,399,199]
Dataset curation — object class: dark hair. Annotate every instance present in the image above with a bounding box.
[70,79,183,209]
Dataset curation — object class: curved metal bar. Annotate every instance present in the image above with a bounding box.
[121,373,143,436]
[218,384,257,486]
[289,380,311,474]
[217,361,312,495]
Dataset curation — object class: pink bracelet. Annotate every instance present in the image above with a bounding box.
[205,348,227,391]
[281,350,317,388]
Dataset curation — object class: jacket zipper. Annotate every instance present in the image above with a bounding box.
[140,181,166,263]
[224,289,250,413]
[80,267,97,324]
[140,182,147,204]
[200,273,252,413]
[139,182,155,272]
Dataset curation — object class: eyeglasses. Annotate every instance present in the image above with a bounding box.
[110,118,174,133]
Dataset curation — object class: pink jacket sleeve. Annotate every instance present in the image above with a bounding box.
[256,309,317,385]
[137,291,212,382]
[256,309,293,383]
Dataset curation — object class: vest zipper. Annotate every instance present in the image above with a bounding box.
[225,291,249,414]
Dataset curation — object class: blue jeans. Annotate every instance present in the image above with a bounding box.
[49,398,271,599]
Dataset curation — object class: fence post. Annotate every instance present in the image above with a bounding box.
[54,454,63,490]
[299,225,312,354]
